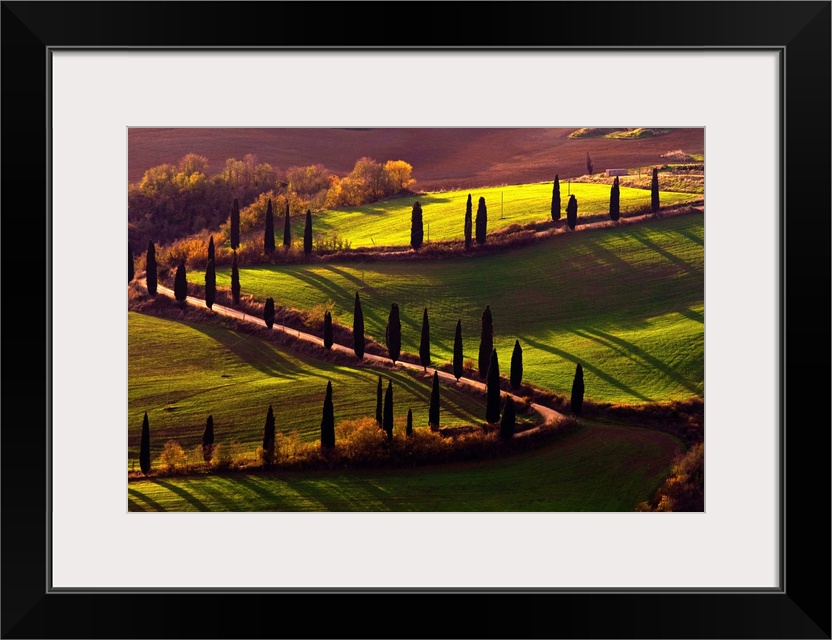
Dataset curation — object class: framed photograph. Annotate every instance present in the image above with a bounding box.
[3,2,829,638]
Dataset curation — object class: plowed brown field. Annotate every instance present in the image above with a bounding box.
[128,128,704,190]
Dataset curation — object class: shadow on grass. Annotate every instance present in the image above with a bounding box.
[152,479,210,511]
[128,487,167,512]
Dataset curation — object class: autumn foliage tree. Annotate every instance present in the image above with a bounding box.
[353,292,365,360]
[478,305,494,379]
[411,201,424,250]
[419,308,430,371]
[174,262,187,303]
[453,319,463,381]
[146,241,157,296]
[264,297,275,329]
[475,196,487,245]
[464,194,473,249]
[264,198,275,254]
[386,303,402,363]
[551,174,561,221]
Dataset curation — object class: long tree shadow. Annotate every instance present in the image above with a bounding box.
[521,335,652,402]
[282,268,353,305]
[572,326,702,396]
[628,227,702,277]
[127,497,147,512]
[675,226,704,247]
[128,486,167,512]
[152,479,210,511]
[678,306,704,324]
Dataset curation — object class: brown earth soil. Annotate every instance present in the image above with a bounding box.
[128,128,704,190]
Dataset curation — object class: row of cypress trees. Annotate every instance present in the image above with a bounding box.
[409,194,489,252]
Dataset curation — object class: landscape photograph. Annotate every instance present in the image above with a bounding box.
[126,127,705,513]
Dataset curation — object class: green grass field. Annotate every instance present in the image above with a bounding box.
[215,215,704,404]
[127,419,681,512]
[128,313,511,467]
[266,181,699,249]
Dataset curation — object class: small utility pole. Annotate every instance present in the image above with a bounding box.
[501,191,504,219]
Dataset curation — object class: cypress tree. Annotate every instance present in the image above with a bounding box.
[323,310,333,349]
[264,297,275,329]
[428,370,440,430]
[551,174,561,221]
[321,381,335,450]
[231,250,240,305]
[406,408,413,437]
[139,412,150,475]
[419,307,430,371]
[411,201,424,251]
[205,258,216,310]
[202,415,214,463]
[385,303,401,364]
[230,197,240,250]
[485,348,501,424]
[586,152,594,176]
[475,196,487,245]
[353,292,365,360]
[283,199,291,248]
[478,305,494,379]
[609,176,621,222]
[264,198,275,254]
[464,194,473,249]
[651,167,660,214]
[500,396,516,440]
[510,339,523,390]
[146,241,157,296]
[383,379,394,441]
[262,405,275,466]
[174,262,187,303]
[571,363,585,416]
[375,375,383,426]
[303,209,313,256]
[207,235,215,264]
[453,319,463,381]
[128,244,134,283]
[566,194,578,230]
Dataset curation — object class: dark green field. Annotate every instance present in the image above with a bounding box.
[128,419,682,512]
[214,214,704,404]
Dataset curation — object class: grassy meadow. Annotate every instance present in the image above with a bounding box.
[214,214,704,404]
[252,181,700,250]
[127,418,682,512]
[128,313,518,468]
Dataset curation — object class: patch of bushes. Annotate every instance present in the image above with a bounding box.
[637,442,704,511]
[568,128,626,139]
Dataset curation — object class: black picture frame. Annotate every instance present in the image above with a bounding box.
[2,2,829,638]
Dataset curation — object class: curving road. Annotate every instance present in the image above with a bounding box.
[142,280,567,432]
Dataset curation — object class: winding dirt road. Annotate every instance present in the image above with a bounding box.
[144,281,566,432]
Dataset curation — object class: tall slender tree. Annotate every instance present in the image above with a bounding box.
[202,415,214,463]
[139,412,150,475]
[205,258,216,310]
[475,196,487,245]
[283,199,291,248]
[353,292,365,360]
[264,297,275,329]
[207,235,215,264]
[478,305,494,379]
[510,339,523,390]
[262,405,275,466]
[375,375,383,426]
[230,197,240,250]
[651,167,660,214]
[411,201,424,250]
[128,244,134,283]
[551,174,561,221]
[571,363,585,416]
[264,198,275,254]
[566,194,578,230]
[385,303,402,363]
[419,307,430,371]
[485,348,501,424]
[464,193,473,249]
[406,408,413,437]
[383,379,394,441]
[146,241,157,296]
[231,250,241,304]
[321,381,335,450]
[428,371,440,430]
[174,262,187,303]
[303,209,313,256]
[500,396,516,440]
[609,176,621,222]
[453,319,463,381]
[323,310,333,349]
[586,152,594,176]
